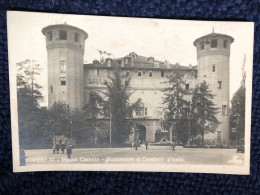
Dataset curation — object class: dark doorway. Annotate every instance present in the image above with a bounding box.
[135,124,146,144]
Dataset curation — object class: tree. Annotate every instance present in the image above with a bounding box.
[100,66,141,145]
[162,68,190,143]
[230,55,246,144]
[191,81,220,146]
[16,60,46,148]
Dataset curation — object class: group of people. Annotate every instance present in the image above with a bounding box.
[52,142,73,159]
[132,141,176,151]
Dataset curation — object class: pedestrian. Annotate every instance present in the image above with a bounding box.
[52,142,56,154]
[135,142,138,150]
[55,143,60,154]
[61,143,65,154]
[131,142,134,148]
[145,142,148,150]
[67,145,72,159]
[171,142,175,151]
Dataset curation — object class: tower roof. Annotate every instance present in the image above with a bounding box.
[42,24,88,39]
[193,32,234,46]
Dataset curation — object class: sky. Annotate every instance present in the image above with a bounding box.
[7,11,254,106]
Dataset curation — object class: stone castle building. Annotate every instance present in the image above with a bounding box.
[42,24,234,145]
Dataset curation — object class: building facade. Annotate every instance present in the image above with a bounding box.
[42,24,233,145]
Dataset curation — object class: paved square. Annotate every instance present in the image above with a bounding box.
[24,146,244,166]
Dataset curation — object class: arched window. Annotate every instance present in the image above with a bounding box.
[59,30,67,40]
[75,32,80,42]
[47,31,52,41]
[223,40,228,48]
[200,41,204,50]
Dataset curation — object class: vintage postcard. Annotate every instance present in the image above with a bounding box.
[7,11,253,174]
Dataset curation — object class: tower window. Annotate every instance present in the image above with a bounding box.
[47,31,52,41]
[149,71,153,77]
[211,39,217,48]
[60,61,66,72]
[75,32,80,42]
[222,105,227,115]
[126,71,129,76]
[212,64,216,72]
[50,85,53,93]
[60,77,66,85]
[138,72,142,77]
[59,30,67,40]
[223,40,228,48]
[161,70,165,77]
[218,81,222,89]
[200,41,204,50]
[185,84,189,89]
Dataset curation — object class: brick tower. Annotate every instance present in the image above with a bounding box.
[42,24,88,111]
[193,30,234,145]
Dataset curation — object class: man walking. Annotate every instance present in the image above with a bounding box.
[67,145,72,159]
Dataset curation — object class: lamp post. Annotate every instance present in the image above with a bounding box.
[70,120,72,145]
[188,101,191,145]
[109,114,112,148]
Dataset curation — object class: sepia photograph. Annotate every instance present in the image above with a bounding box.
[7,11,253,174]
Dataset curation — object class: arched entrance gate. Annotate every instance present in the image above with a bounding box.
[134,123,146,144]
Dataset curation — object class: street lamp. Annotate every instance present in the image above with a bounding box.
[70,120,72,145]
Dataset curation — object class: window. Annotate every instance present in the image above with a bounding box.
[222,105,227,115]
[217,131,221,143]
[212,64,216,72]
[59,30,67,40]
[161,70,165,77]
[125,58,129,64]
[60,77,66,85]
[185,84,189,89]
[211,39,217,48]
[149,71,153,77]
[60,61,66,72]
[200,41,204,50]
[97,69,100,76]
[126,71,129,76]
[50,85,53,93]
[47,31,52,41]
[138,72,142,77]
[223,40,228,48]
[204,75,207,77]
[144,107,147,116]
[75,32,80,42]
[218,81,222,89]
[125,80,129,86]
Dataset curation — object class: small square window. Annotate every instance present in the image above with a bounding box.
[149,71,153,77]
[138,72,142,77]
[185,84,189,89]
[218,81,222,89]
[50,85,53,93]
[60,77,66,85]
